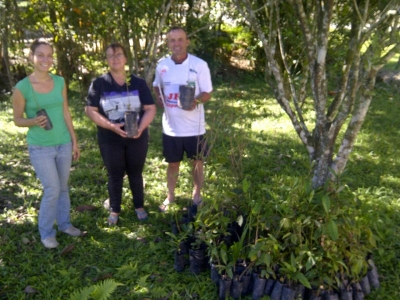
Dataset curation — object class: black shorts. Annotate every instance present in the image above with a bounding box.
[163,134,208,163]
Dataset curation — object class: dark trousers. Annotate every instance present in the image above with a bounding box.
[99,130,148,213]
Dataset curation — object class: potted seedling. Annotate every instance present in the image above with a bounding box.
[187,220,208,274]
[165,227,190,272]
[228,223,250,299]
[124,76,140,137]
[276,252,312,300]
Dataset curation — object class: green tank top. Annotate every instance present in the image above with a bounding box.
[15,74,71,146]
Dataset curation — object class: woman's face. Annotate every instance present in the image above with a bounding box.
[31,44,53,72]
[106,47,127,71]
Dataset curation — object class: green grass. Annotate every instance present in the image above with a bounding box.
[1,73,400,299]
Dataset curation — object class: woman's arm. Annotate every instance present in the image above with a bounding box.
[62,85,80,161]
[12,88,47,128]
[134,104,156,138]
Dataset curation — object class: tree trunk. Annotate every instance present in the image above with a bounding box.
[1,0,14,92]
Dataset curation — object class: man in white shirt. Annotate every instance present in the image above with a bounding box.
[153,26,213,213]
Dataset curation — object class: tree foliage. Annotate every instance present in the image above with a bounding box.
[233,0,400,187]
[0,0,229,95]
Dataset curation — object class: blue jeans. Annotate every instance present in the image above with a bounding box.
[28,142,73,240]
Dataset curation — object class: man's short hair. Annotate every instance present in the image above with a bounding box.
[167,26,187,35]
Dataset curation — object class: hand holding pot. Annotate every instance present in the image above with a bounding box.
[131,128,144,139]
[110,122,127,138]
[34,114,48,128]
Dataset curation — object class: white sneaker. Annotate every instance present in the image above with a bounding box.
[41,236,59,249]
[62,226,81,237]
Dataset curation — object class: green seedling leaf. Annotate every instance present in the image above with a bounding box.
[327,219,339,241]
[336,261,349,272]
[280,218,290,229]
[252,202,262,215]
[282,261,295,273]
[322,195,331,213]
[308,189,315,203]
[295,272,311,289]
[242,178,250,193]
[336,185,345,193]
[290,253,296,268]
[221,248,228,265]
[265,253,271,266]
[227,268,234,279]
[305,256,315,271]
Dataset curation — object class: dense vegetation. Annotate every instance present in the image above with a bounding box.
[1,64,400,298]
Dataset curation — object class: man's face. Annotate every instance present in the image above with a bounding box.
[167,29,190,57]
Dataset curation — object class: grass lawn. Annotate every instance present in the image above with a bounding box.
[0,70,399,299]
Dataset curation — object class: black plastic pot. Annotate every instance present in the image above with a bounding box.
[352,282,364,300]
[178,240,188,255]
[234,260,246,276]
[219,276,232,300]
[170,222,179,235]
[174,249,186,272]
[124,111,138,137]
[181,213,194,224]
[352,290,364,300]
[340,288,353,300]
[270,280,284,300]
[322,291,340,300]
[359,275,371,295]
[367,269,380,289]
[281,285,296,300]
[240,274,251,296]
[264,278,275,296]
[189,247,205,274]
[178,85,195,110]
[231,276,244,300]
[339,278,349,291]
[367,259,380,289]
[294,284,306,299]
[246,271,256,296]
[306,288,322,300]
[251,275,266,300]
[210,263,220,286]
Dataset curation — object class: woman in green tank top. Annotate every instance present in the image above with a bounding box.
[12,38,82,249]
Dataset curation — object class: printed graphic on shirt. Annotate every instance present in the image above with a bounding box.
[187,68,197,87]
[160,68,167,77]
[163,83,180,108]
[100,90,141,122]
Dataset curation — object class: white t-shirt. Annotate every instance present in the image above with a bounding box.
[153,54,213,137]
